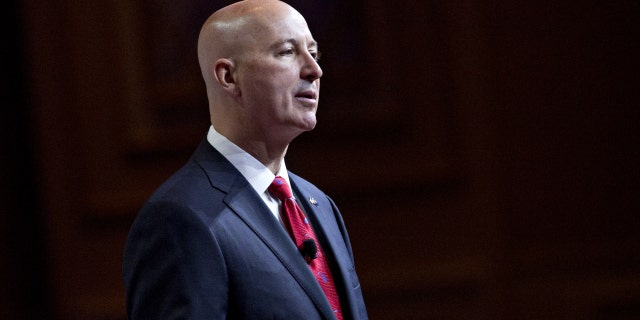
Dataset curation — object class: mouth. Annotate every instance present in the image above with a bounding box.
[294,90,317,101]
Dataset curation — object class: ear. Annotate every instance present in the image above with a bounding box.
[213,58,239,95]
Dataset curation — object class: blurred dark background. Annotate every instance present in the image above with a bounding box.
[2,0,639,319]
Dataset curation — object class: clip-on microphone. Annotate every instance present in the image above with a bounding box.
[300,238,318,264]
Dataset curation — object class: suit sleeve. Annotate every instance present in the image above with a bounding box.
[123,201,229,320]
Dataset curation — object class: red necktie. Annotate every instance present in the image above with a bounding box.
[269,176,343,320]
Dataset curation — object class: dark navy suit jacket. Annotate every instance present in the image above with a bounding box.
[123,138,368,319]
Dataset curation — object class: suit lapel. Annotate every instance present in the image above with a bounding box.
[291,176,357,319]
[192,139,336,319]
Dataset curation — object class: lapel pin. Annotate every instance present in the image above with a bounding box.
[309,197,318,206]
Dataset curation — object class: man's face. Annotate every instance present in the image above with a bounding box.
[234,8,323,143]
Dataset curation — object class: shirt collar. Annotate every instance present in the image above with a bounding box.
[206,125,290,195]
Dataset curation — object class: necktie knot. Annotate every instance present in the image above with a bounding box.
[269,176,293,201]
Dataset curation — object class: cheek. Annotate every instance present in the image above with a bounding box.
[255,75,288,97]
[242,63,298,103]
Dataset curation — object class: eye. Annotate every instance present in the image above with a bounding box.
[279,48,295,56]
[311,51,321,62]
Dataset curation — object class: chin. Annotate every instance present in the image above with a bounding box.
[301,115,317,131]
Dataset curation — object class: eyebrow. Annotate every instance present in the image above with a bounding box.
[270,38,319,50]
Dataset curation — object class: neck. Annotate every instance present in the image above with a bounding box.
[214,124,293,174]
[239,140,289,175]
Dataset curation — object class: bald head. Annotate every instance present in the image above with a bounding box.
[197,0,302,96]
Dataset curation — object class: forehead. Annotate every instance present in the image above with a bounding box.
[246,8,317,48]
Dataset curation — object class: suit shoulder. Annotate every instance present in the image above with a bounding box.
[148,161,212,201]
[137,159,229,222]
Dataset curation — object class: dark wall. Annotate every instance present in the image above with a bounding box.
[1,1,49,319]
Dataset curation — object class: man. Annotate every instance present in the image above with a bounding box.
[122,1,368,319]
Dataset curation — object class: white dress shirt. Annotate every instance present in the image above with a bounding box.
[207,125,290,221]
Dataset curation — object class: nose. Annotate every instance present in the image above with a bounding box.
[301,52,323,82]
